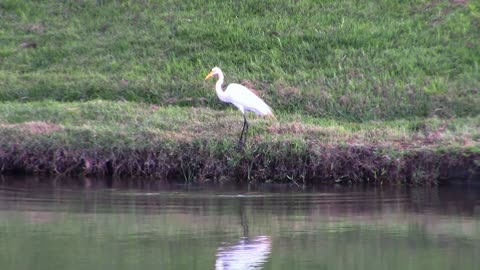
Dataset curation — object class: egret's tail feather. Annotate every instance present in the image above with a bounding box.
[265,111,277,121]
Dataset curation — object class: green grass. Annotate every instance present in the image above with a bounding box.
[1,0,479,121]
[0,100,478,150]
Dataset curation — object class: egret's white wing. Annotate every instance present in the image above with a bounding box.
[224,83,272,116]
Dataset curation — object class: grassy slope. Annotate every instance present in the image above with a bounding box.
[0,0,479,182]
[0,0,479,120]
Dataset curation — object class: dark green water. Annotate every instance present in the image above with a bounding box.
[0,177,479,270]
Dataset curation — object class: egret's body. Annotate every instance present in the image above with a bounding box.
[205,67,275,146]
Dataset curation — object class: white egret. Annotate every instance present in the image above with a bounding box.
[204,67,275,146]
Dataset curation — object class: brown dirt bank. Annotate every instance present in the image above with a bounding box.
[0,141,478,185]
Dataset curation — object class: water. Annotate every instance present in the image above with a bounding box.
[0,177,479,270]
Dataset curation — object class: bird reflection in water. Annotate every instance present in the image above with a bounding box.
[215,236,271,270]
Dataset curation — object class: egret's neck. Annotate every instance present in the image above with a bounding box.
[215,72,228,102]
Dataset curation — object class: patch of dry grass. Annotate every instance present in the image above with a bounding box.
[0,121,62,134]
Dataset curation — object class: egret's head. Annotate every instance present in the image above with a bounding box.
[204,67,221,80]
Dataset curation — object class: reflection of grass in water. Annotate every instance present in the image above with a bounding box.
[0,205,479,270]
[0,190,478,239]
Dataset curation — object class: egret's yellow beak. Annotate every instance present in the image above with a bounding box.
[204,71,215,80]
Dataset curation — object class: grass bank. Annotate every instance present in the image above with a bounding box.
[0,0,479,184]
[0,101,478,184]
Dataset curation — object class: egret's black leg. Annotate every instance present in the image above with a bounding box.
[243,115,249,145]
[238,114,248,147]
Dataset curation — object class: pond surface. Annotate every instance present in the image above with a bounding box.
[0,177,479,270]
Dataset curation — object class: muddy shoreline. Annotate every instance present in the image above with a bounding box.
[1,141,478,185]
